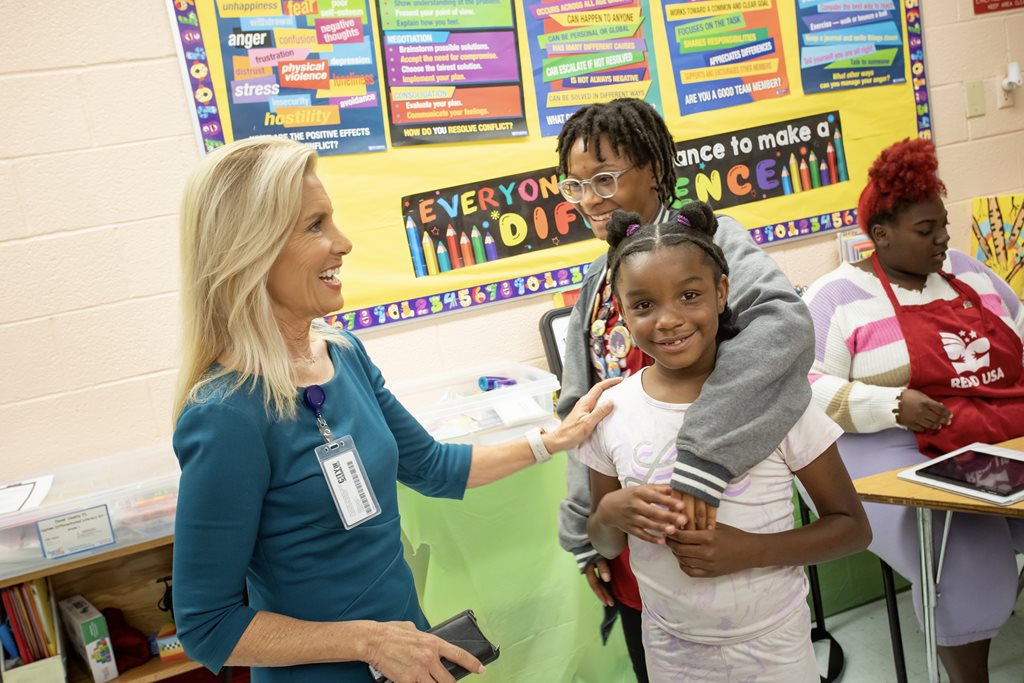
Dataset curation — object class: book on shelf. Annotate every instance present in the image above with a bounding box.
[837,228,874,263]
[0,579,60,673]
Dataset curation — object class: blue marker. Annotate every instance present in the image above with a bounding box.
[478,375,516,391]
[405,215,427,278]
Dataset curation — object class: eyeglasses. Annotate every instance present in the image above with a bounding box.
[557,167,634,203]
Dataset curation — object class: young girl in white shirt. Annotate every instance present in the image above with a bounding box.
[577,204,872,682]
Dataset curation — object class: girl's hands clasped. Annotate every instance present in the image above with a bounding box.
[594,484,688,544]
[665,523,759,578]
[364,621,484,683]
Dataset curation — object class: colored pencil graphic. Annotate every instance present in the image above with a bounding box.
[827,142,838,186]
[989,198,1007,266]
[834,130,848,182]
[809,151,821,188]
[799,158,811,191]
[405,215,427,278]
[1006,201,1024,248]
[437,242,452,272]
[484,232,498,261]
[460,232,475,266]
[445,225,462,269]
[819,160,830,186]
[421,231,438,276]
[1006,249,1023,284]
[788,153,802,193]
[470,226,486,264]
[781,166,793,195]
[971,216,993,260]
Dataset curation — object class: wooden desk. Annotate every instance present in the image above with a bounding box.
[853,435,1024,683]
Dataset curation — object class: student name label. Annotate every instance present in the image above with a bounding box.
[36,504,116,559]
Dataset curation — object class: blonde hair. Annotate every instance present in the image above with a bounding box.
[174,136,321,423]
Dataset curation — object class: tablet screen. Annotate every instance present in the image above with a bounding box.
[916,450,1024,497]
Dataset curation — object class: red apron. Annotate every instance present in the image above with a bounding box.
[872,255,1024,456]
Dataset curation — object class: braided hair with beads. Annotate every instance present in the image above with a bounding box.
[606,201,739,343]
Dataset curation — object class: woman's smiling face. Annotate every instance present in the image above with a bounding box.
[266,173,353,326]
[564,134,662,240]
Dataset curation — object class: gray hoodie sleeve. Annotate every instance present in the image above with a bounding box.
[672,214,814,504]
[555,256,606,570]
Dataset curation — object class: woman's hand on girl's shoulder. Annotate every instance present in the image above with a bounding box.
[594,484,687,544]
[546,377,622,451]
[664,524,759,578]
[364,621,484,683]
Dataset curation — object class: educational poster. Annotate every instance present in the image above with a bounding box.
[672,111,848,208]
[202,0,387,154]
[172,1,934,333]
[376,0,529,145]
[796,0,906,93]
[403,168,591,277]
[660,0,790,115]
[970,195,1024,298]
[523,0,663,137]
[973,0,1024,13]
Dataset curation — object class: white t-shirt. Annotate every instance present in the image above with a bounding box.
[575,368,843,644]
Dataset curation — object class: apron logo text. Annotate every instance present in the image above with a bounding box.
[950,366,1006,389]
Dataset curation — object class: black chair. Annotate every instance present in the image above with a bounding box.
[798,496,908,683]
[538,306,573,382]
[798,496,845,683]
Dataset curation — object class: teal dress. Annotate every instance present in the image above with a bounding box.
[172,333,472,683]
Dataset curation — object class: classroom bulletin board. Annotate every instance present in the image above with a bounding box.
[970,194,1024,298]
[169,0,932,332]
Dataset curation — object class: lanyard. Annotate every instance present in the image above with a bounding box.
[302,385,334,443]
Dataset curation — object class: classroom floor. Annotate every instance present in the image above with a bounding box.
[814,581,1024,682]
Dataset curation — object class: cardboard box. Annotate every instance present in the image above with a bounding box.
[57,596,117,683]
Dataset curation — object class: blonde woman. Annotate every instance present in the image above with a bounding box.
[172,137,619,683]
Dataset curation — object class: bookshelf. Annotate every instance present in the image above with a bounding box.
[1,538,204,683]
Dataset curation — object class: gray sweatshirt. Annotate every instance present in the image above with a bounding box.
[556,208,814,569]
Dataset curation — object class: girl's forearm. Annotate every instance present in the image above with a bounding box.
[751,512,871,569]
[587,507,627,559]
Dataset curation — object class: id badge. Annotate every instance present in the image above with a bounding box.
[315,436,381,530]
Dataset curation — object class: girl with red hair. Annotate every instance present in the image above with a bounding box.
[804,137,1024,682]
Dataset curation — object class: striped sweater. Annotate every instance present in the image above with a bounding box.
[803,250,1024,433]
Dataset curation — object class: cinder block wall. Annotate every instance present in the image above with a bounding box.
[1,2,1020,479]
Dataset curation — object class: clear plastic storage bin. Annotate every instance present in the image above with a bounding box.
[0,444,179,582]
[391,363,560,444]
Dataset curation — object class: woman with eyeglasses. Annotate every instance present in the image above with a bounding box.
[553,99,816,682]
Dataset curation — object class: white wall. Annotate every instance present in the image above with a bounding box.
[1,1,1021,480]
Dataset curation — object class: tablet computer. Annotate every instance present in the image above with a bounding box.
[898,442,1024,506]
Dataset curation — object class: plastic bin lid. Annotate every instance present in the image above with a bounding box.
[0,443,179,529]
[390,363,559,424]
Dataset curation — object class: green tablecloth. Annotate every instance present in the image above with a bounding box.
[397,453,634,682]
[397,455,898,681]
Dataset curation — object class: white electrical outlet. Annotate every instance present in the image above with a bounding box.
[997,81,1015,109]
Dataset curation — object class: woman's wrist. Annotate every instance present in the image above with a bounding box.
[342,620,382,664]
[541,426,573,456]
[525,427,555,463]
